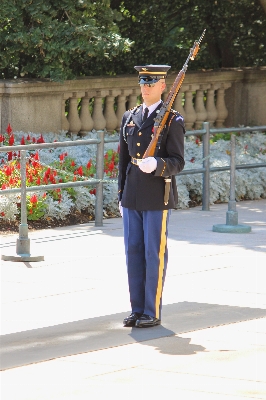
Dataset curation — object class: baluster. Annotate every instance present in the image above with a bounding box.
[92,92,106,131]
[115,91,127,131]
[104,91,118,133]
[184,85,197,130]
[128,90,139,109]
[67,94,82,134]
[216,83,231,128]
[195,85,208,129]
[206,84,218,127]
[62,95,70,132]
[79,93,94,136]
[173,90,186,119]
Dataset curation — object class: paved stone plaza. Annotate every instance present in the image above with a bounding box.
[1,200,266,399]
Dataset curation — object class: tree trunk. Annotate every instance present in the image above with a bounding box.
[259,0,266,14]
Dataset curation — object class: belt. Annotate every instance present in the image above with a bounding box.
[131,157,143,165]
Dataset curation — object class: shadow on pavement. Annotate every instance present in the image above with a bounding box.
[1,301,265,370]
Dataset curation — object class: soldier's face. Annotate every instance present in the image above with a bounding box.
[140,80,166,106]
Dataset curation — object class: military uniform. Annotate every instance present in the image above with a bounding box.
[118,65,185,327]
[118,103,185,210]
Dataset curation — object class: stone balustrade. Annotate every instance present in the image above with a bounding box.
[0,67,265,135]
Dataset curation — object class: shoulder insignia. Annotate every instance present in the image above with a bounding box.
[170,108,184,120]
[127,104,141,113]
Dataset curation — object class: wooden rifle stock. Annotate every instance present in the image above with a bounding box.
[143,29,206,158]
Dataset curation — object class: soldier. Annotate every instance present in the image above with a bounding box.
[118,65,185,327]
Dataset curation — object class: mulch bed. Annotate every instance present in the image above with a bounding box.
[1,199,201,236]
[0,209,119,235]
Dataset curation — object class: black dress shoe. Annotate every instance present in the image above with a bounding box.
[123,312,142,327]
[135,314,161,328]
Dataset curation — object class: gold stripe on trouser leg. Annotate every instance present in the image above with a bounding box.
[155,210,168,319]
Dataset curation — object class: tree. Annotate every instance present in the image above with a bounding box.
[109,0,266,73]
[0,0,132,81]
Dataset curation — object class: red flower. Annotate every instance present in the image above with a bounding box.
[109,161,114,171]
[90,188,96,195]
[77,166,83,176]
[87,160,92,169]
[9,134,15,146]
[34,152,40,161]
[6,123,12,135]
[59,153,65,162]
[30,194,38,203]
[71,161,75,167]
[32,137,36,144]
[7,152,13,161]
[37,134,45,144]
[0,135,4,143]
[36,177,41,185]
[21,136,25,145]
[1,184,7,190]
[1,212,5,217]
[27,134,31,141]
[4,166,12,176]
[45,168,51,178]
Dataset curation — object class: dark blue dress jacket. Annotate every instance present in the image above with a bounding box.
[118,103,185,211]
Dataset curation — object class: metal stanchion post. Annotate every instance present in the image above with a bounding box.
[212,134,251,233]
[202,122,210,211]
[1,150,44,262]
[95,130,104,227]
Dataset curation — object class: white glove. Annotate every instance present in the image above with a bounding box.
[119,201,123,217]
[139,157,157,173]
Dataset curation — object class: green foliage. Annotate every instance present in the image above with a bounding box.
[210,133,232,143]
[1,0,265,80]
[0,0,132,81]
[108,0,266,74]
[26,194,47,220]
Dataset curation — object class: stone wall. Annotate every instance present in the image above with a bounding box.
[0,67,265,135]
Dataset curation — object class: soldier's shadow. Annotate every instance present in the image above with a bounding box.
[129,326,206,356]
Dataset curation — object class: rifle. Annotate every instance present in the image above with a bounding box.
[143,29,206,159]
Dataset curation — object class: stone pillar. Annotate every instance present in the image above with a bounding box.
[92,91,106,131]
[206,84,218,127]
[194,85,208,129]
[67,94,82,134]
[128,89,139,109]
[79,93,94,135]
[115,91,127,131]
[216,83,231,128]
[184,85,198,130]
[173,90,186,119]
[104,91,118,133]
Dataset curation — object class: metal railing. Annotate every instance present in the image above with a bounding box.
[0,122,266,230]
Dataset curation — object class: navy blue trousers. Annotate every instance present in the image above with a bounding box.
[123,208,170,320]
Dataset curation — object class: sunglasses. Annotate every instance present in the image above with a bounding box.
[139,83,157,87]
